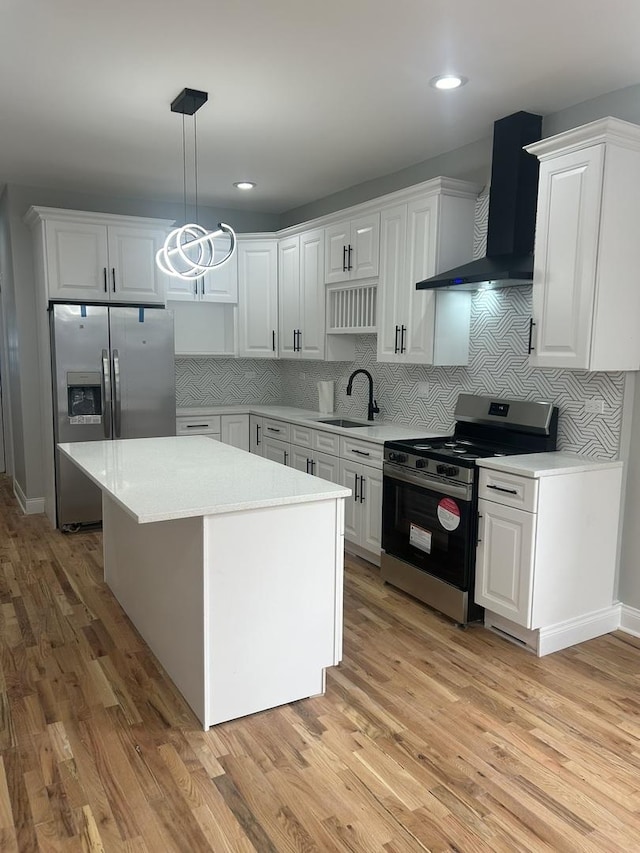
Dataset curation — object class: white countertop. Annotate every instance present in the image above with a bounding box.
[177,404,447,444]
[476,452,623,478]
[58,436,351,524]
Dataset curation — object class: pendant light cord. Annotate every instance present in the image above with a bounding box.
[182,113,187,226]
[194,111,199,225]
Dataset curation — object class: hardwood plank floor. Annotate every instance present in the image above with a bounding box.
[2,472,640,851]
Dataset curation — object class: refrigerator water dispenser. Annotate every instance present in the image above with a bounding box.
[66,372,102,424]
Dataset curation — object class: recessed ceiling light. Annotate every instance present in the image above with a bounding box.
[233,181,256,190]
[429,74,467,91]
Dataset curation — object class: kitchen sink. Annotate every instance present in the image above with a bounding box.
[318,418,370,428]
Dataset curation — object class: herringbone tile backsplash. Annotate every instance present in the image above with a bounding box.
[177,190,626,458]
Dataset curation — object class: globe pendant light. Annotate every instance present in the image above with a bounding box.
[156,88,236,281]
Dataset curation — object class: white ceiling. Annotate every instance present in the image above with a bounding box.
[2,0,640,214]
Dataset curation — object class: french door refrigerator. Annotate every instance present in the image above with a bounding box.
[50,303,176,530]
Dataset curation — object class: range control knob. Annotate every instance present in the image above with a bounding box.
[388,451,407,463]
[437,464,459,477]
[415,458,428,469]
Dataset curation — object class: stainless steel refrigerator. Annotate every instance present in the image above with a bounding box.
[50,303,176,530]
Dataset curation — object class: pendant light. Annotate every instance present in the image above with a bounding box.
[156,88,236,281]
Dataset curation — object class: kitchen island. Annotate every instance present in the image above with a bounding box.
[58,436,350,729]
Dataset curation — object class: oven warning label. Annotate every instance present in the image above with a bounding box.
[437,498,461,531]
[410,524,432,554]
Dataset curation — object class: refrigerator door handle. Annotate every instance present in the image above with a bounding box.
[112,349,122,438]
[101,348,112,438]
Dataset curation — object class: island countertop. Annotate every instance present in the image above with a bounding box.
[58,436,351,524]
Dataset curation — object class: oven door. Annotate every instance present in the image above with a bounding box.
[382,464,475,590]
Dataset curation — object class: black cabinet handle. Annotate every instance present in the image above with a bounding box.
[201,279,205,297]
[103,267,108,293]
[347,244,353,271]
[297,329,301,351]
[256,423,261,446]
[527,318,536,354]
[292,329,297,351]
[352,448,370,457]
[111,268,116,293]
[310,459,315,475]
[272,330,276,352]
[486,484,518,495]
[477,513,483,545]
[354,473,359,502]
[194,280,198,296]
[359,475,365,503]
[284,450,288,466]
[400,325,407,353]
[394,325,400,354]
[342,245,347,272]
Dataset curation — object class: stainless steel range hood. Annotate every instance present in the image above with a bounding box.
[417,111,542,291]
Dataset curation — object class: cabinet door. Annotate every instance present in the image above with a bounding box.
[107,226,166,304]
[171,302,236,356]
[45,220,109,301]
[278,236,300,357]
[314,451,340,484]
[290,445,312,473]
[220,414,250,451]
[360,464,383,555]
[237,240,278,358]
[339,459,361,545]
[474,498,536,627]
[298,229,325,360]
[377,204,407,363]
[324,221,350,284]
[529,145,605,369]
[404,197,439,363]
[249,415,263,455]
[201,237,239,303]
[263,436,290,466]
[350,213,379,280]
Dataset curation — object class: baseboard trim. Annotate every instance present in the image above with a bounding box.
[537,605,622,656]
[13,479,46,515]
[485,605,622,657]
[620,604,640,638]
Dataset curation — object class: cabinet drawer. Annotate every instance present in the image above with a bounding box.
[176,415,221,435]
[479,469,538,512]
[291,424,313,448]
[340,436,383,468]
[263,418,291,442]
[313,429,340,456]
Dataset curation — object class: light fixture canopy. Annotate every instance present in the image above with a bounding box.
[233,181,256,190]
[429,74,468,90]
[156,88,237,281]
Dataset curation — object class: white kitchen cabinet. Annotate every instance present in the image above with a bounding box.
[220,414,250,451]
[263,436,290,466]
[340,458,383,563]
[525,117,640,370]
[176,414,221,441]
[249,415,263,455]
[377,179,478,365]
[165,236,238,304]
[291,426,341,483]
[474,460,623,655]
[25,209,173,304]
[325,213,380,284]
[171,302,237,356]
[237,238,278,358]
[278,230,325,359]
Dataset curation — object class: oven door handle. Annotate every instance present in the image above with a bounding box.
[383,465,472,501]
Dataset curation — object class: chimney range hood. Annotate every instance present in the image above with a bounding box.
[417,111,542,291]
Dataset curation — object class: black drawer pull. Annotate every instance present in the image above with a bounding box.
[267,426,281,433]
[352,449,370,457]
[486,484,518,495]
[185,424,209,429]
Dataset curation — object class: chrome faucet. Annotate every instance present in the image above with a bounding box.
[346,369,380,421]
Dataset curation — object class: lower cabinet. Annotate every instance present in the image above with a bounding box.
[474,462,623,655]
[220,414,250,451]
[340,458,383,563]
[249,415,263,455]
[291,446,340,482]
[263,436,290,466]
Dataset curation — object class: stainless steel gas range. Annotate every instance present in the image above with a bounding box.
[381,394,558,624]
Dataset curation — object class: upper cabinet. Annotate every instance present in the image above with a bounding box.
[25,208,173,305]
[237,238,278,358]
[526,117,640,371]
[376,179,479,365]
[278,229,325,359]
[165,236,238,304]
[324,213,380,284]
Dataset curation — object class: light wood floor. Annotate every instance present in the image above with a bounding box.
[2,475,640,851]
